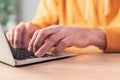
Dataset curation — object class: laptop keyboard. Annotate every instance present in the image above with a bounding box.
[13,48,52,60]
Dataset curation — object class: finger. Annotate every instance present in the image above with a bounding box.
[6,31,12,47]
[14,22,25,49]
[32,25,62,53]
[32,30,50,53]
[22,22,36,49]
[8,27,15,48]
[25,22,37,37]
[34,32,66,57]
[52,37,71,56]
[6,32,10,41]
[28,30,39,52]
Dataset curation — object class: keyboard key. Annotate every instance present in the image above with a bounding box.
[13,48,53,60]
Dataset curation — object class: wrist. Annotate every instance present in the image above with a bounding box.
[89,28,107,50]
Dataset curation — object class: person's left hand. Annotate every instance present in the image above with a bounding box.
[28,25,106,57]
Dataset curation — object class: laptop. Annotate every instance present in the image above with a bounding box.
[0,24,75,66]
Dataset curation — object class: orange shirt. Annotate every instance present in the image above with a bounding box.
[32,0,120,52]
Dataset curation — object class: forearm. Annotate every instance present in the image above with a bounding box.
[89,28,107,50]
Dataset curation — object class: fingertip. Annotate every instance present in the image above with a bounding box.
[14,45,18,49]
[35,52,41,57]
[28,46,32,52]
[35,51,44,57]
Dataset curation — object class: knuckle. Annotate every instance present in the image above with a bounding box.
[48,25,57,28]
[48,36,57,42]
[35,30,39,34]
[15,27,21,32]
[27,22,32,26]
[10,26,15,31]
[9,30,14,34]
[17,22,25,29]
[40,29,47,36]
[26,22,33,29]
[60,40,69,46]
[19,22,25,25]
[33,30,39,36]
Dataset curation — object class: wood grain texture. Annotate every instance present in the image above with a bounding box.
[0,46,120,80]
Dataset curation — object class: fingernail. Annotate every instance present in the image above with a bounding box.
[35,52,41,57]
[14,45,19,49]
[35,52,44,57]
[28,46,32,52]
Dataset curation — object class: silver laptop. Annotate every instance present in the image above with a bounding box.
[0,25,75,66]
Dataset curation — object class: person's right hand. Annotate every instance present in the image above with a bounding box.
[6,22,38,49]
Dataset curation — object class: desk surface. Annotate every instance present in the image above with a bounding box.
[0,46,120,80]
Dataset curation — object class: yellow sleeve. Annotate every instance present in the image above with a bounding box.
[31,0,58,29]
[100,24,120,52]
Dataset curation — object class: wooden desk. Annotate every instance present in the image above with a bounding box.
[0,46,120,80]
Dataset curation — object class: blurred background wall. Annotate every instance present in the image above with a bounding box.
[0,0,40,31]
[16,0,39,22]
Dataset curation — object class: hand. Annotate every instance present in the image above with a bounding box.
[28,25,106,57]
[6,22,38,49]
